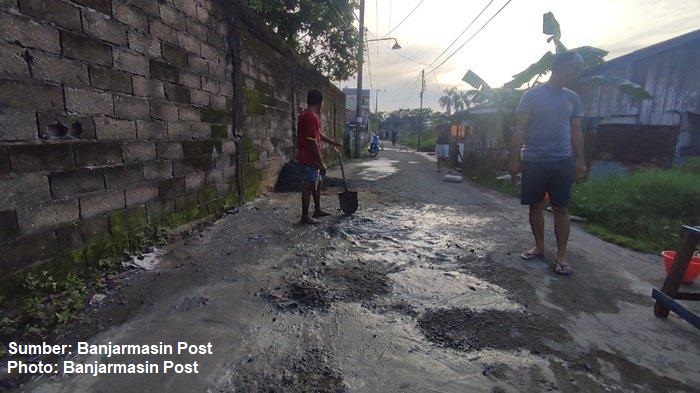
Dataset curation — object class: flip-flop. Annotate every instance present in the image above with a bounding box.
[554,261,573,275]
[520,251,544,260]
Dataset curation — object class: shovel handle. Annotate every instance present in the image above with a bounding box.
[338,154,349,191]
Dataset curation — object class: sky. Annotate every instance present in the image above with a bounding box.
[336,0,700,112]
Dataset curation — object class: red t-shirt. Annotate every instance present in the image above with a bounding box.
[296,109,321,167]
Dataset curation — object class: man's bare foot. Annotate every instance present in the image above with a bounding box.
[312,210,331,218]
[299,216,319,225]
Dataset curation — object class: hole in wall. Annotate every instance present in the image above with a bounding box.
[70,121,83,138]
[43,122,69,139]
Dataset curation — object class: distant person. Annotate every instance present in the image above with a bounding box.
[508,51,587,275]
[391,129,398,146]
[435,122,451,172]
[296,89,342,225]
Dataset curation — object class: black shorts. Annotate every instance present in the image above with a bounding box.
[521,157,574,207]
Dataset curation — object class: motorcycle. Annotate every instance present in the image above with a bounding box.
[368,135,381,157]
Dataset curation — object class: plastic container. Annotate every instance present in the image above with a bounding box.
[661,250,700,284]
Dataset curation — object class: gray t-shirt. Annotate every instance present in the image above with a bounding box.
[516,84,583,161]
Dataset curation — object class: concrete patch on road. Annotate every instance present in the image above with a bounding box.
[356,158,399,180]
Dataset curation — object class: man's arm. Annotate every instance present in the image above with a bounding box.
[570,117,586,178]
[509,111,530,177]
[307,138,325,171]
[320,133,342,147]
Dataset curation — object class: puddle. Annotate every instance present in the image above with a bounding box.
[388,266,520,311]
[356,159,399,180]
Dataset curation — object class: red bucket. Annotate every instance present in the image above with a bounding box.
[661,251,700,284]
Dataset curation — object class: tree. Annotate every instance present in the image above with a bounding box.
[502,12,651,99]
[461,12,652,111]
[439,87,483,115]
[246,0,359,80]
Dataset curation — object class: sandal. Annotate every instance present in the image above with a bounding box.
[554,261,573,275]
[520,250,544,260]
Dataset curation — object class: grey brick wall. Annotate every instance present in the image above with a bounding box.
[0,0,344,275]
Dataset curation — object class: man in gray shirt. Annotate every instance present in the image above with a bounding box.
[509,51,587,275]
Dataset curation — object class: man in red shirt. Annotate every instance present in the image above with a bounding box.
[297,89,342,224]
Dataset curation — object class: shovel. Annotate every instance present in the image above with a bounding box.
[337,154,357,215]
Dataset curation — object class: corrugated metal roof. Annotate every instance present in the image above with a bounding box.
[595,29,700,71]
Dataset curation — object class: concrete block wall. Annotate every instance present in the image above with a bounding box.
[0,0,345,277]
[234,2,346,192]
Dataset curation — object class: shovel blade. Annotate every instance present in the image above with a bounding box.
[338,190,358,215]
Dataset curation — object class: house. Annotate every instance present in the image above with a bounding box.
[450,104,516,169]
[578,29,700,167]
[578,29,700,126]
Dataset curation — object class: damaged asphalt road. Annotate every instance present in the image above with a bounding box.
[18,148,700,392]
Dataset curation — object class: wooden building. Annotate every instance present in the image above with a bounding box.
[578,29,700,126]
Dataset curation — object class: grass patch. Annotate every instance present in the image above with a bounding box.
[463,158,520,197]
[404,132,437,152]
[0,225,169,345]
[463,156,699,254]
[571,159,700,253]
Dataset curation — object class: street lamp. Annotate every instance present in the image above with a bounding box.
[367,37,402,50]
[354,33,402,158]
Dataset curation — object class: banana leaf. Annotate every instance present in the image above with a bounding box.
[571,46,608,68]
[543,12,560,39]
[577,75,653,100]
[462,70,493,93]
[543,12,567,53]
[504,51,555,89]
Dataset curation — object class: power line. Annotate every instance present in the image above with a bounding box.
[425,0,496,69]
[366,29,430,66]
[382,0,425,38]
[427,0,514,74]
[385,0,392,87]
[400,72,423,108]
[329,2,427,69]
[432,72,442,91]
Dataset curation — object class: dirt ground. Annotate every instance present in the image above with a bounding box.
[13,147,700,392]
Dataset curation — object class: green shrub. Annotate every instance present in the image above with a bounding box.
[403,132,437,152]
[571,165,700,253]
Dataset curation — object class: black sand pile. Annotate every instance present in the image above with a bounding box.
[274,161,345,193]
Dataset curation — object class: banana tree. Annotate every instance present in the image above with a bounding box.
[502,12,652,99]
[461,70,523,110]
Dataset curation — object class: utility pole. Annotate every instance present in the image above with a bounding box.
[354,0,365,159]
[374,88,385,138]
[417,69,425,152]
[374,88,385,114]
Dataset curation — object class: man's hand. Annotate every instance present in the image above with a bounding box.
[508,159,521,182]
[575,159,587,179]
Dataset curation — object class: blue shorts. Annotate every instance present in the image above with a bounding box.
[521,157,574,207]
[300,165,320,182]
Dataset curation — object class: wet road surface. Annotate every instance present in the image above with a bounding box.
[19,147,700,392]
